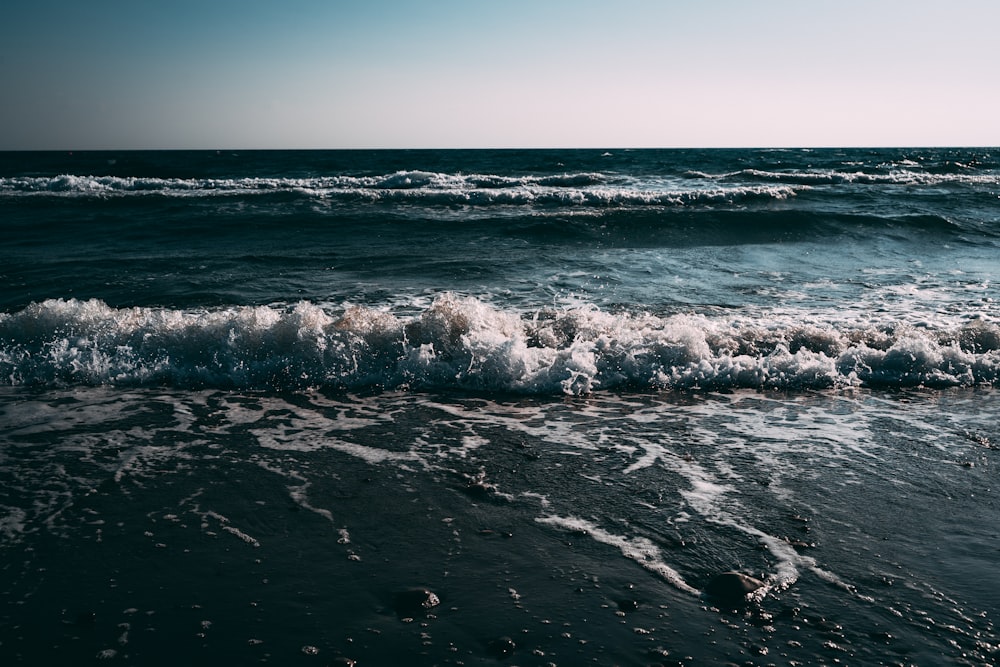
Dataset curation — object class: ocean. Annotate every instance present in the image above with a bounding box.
[1,147,998,665]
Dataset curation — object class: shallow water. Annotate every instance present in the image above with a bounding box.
[1,386,997,665]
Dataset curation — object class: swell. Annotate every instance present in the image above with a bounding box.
[689,167,1000,187]
[532,209,968,247]
[5,166,993,246]
[0,171,799,209]
[1,297,997,394]
[1,183,973,250]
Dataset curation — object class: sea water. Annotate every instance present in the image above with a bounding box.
[1,148,998,665]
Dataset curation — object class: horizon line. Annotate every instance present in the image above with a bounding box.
[2,144,999,153]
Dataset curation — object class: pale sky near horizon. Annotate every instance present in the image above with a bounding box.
[2,0,998,150]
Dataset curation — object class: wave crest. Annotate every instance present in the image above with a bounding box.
[1,297,997,394]
[0,172,798,208]
[691,168,1000,187]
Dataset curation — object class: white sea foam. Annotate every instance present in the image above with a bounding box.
[697,168,1000,187]
[535,515,700,595]
[1,296,998,394]
[0,172,799,207]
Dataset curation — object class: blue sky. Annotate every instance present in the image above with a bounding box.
[2,0,998,149]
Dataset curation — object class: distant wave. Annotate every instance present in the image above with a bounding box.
[688,168,1000,187]
[2,297,997,394]
[0,172,799,207]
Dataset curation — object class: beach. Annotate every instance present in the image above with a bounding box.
[1,148,999,665]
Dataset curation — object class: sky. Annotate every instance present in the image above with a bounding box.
[1,0,998,150]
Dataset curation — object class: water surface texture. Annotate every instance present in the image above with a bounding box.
[1,148,998,665]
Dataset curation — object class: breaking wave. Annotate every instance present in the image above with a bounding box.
[2,296,998,394]
[0,171,799,207]
[689,168,1000,187]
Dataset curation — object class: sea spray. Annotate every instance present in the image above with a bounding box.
[2,296,997,392]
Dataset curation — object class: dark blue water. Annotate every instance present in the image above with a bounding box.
[3,148,999,312]
[1,149,999,665]
[2,148,999,392]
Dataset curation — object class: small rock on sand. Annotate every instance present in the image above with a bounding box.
[704,571,765,606]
